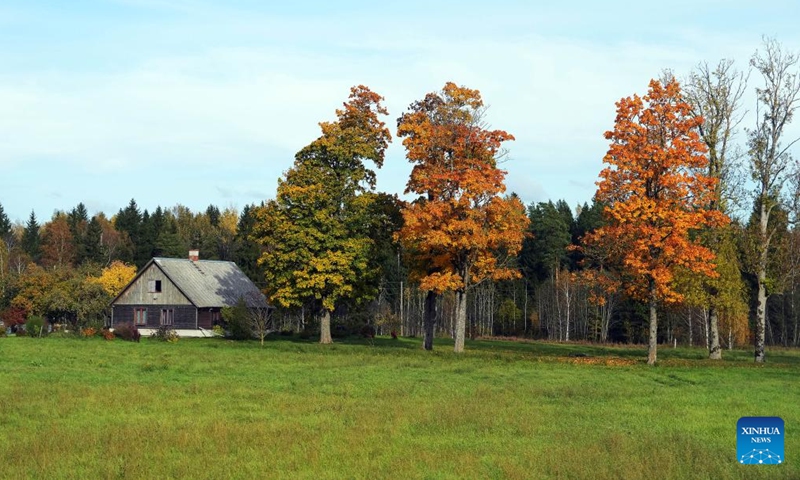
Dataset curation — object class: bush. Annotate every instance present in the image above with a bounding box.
[82,327,97,337]
[151,325,179,343]
[101,329,115,340]
[222,298,252,340]
[212,325,225,337]
[0,306,27,329]
[113,322,140,342]
[25,316,47,338]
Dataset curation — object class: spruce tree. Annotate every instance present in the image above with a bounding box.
[22,210,41,262]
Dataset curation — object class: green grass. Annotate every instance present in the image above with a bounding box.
[0,335,797,479]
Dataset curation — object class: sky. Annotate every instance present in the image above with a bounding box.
[2,0,800,223]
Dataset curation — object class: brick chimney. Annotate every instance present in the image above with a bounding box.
[189,249,199,262]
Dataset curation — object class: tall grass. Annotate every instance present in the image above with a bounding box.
[0,336,797,479]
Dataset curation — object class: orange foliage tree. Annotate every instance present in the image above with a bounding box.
[396,82,529,353]
[40,214,76,269]
[581,78,727,365]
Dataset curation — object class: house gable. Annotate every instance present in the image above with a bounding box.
[113,261,193,306]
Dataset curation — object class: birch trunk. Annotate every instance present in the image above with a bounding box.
[454,288,467,353]
[708,306,722,359]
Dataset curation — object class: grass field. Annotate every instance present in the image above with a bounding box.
[0,335,797,479]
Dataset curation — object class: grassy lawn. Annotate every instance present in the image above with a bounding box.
[0,335,797,479]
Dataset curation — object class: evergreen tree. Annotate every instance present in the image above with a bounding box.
[206,204,221,228]
[0,202,11,239]
[136,210,156,266]
[522,201,572,282]
[84,216,106,265]
[233,204,263,282]
[114,199,142,264]
[68,203,89,265]
[22,210,41,262]
[155,216,184,258]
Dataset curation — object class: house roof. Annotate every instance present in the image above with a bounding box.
[147,258,269,309]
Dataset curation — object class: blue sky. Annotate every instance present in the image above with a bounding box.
[2,0,800,223]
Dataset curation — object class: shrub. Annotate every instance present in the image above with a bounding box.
[279,329,294,337]
[212,325,225,337]
[82,327,97,338]
[113,322,140,342]
[151,325,179,343]
[25,316,47,338]
[222,298,252,340]
[101,329,115,341]
[0,306,27,329]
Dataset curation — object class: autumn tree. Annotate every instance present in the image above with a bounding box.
[396,82,529,353]
[581,78,727,365]
[91,260,137,297]
[684,58,748,359]
[41,214,76,269]
[747,38,800,363]
[254,85,391,344]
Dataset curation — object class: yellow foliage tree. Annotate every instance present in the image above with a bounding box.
[92,261,137,297]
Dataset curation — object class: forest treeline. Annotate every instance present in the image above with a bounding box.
[2,38,800,363]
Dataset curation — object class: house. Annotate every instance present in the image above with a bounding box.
[110,250,270,337]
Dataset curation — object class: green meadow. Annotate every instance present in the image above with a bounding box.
[0,336,797,479]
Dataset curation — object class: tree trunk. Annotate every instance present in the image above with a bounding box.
[708,306,721,360]
[755,201,769,363]
[423,290,437,351]
[647,279,658,365]
[319,309,332,344]
[454,288,467,353]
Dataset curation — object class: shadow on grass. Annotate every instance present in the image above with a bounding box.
[254,333,800,366]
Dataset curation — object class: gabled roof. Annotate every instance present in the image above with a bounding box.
[114,257,270,309]
[154,258,269,308]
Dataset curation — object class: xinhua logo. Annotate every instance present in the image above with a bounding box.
[737,417,784,465]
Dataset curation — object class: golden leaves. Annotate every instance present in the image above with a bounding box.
[90,261,137,297]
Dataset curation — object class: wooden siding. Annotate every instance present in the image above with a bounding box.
[114,263,192,306]
[198,309,210,329]
[113,305,197,329]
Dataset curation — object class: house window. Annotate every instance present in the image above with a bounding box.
[160,309,174,326]
[211,310,220,325]
[148,280,162,293]
[134,308,147,326]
